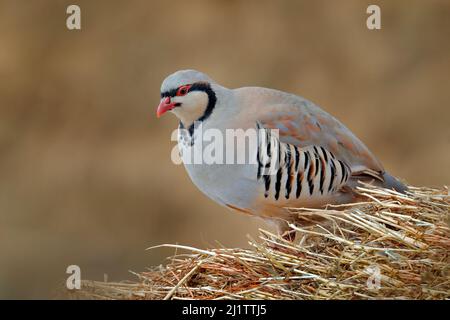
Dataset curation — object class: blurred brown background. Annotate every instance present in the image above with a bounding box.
[0,0,449,299]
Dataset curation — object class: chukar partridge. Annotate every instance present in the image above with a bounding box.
[156,70,406,240]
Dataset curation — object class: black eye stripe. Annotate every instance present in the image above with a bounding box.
[189,82,211,92]
[160,82,211,98]
[161,88,177,98]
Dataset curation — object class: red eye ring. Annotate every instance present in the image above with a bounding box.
[176,85,191,96]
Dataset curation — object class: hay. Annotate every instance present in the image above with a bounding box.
[77,184,450,300]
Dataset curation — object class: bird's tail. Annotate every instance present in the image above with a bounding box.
[346,171,408,194]
[381,172,408,194]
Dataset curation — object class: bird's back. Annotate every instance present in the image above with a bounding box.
[232,86,384,175]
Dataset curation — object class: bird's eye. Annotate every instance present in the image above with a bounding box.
[176,85,191,96]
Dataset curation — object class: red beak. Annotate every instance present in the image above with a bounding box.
[156,97,176,118]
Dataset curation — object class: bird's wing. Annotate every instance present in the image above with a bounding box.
[238,87,384,179]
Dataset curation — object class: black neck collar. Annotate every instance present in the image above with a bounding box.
[179,82,217,136]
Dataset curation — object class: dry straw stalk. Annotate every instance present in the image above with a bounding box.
[76,184,449,300]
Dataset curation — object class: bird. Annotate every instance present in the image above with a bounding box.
[156,69,407,241]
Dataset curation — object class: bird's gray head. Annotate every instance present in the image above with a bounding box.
[156,70,218,129]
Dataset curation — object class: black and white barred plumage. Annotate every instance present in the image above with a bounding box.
[256,123,351,201]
